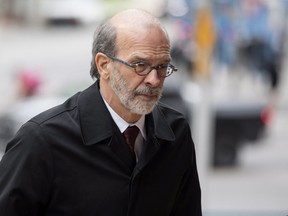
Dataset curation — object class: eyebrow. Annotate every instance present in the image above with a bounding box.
[129,54,171,64]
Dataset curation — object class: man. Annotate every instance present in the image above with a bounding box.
[0,9,202,215]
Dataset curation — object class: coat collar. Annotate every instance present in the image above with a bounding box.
[78,81,175,146]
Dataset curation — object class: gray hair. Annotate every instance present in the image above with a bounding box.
[90,21,117,79]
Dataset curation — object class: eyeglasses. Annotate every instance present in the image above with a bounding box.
[106,54,177,78]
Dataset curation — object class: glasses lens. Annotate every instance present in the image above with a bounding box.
[157,66,168,77]
[165,66,173,77]
[135,62,150,74]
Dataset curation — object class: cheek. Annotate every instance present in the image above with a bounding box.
[128,75,146,89]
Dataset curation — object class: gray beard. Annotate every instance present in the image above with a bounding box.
[109,69,162,115]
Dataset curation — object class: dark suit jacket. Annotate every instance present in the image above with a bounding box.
[0,81,202,216]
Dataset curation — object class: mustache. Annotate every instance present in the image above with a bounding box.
[134,85,162,96]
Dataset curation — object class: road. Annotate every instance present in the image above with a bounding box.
[0,22,288,216]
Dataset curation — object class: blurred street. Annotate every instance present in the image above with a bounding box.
[1,1,288,215]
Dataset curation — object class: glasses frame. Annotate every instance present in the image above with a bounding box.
[105,54,177,78]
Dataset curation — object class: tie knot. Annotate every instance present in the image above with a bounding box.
[123,126,139,152]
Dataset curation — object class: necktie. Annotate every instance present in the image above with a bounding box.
[123,126,139,153]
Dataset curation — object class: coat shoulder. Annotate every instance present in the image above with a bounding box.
[29,92,81,125]
[155,101,189,124]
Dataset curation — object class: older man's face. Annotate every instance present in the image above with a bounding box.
[109,64,163,115]
[109,26,171,115]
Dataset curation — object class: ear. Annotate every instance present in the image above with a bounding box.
[95,53,110,80]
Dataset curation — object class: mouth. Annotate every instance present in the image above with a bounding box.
[137,93,158,101]
[134,86,162,101]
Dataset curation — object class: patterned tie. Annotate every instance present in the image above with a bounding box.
[123,126,139,154]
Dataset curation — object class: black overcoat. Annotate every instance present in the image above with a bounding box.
[0,81,202,216]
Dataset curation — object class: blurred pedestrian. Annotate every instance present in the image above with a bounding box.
[0,9,202,216]
[239,37,280,90]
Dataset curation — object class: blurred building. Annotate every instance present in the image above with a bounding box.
[0,0,38,23]
[0,0,105,25]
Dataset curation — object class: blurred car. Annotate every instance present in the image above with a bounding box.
[212,100,271,166]
[38,0,105,25]
[181,82,271,167]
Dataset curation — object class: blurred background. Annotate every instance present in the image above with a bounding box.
[0,0,287,215]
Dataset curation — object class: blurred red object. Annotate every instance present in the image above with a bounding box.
[18,70,41,97]
[261,105,273,125]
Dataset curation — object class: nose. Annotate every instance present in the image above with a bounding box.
[143,69,163,87]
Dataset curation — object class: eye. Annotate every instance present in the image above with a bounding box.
[135,62,149,72]
[157,64,169,69]
[136,62,148,67]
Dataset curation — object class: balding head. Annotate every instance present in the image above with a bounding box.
[90,9,169,79]
[110,9,165,31]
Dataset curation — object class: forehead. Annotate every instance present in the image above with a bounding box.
[116,25,171,59]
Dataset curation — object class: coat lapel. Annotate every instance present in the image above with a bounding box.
[78,81,114,145]
[78,81,136,173]
[134,109,176,175]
